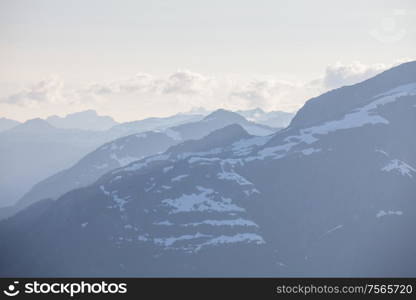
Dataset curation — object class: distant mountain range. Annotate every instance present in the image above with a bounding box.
[0,117,20,132]
[0,111,206,206]
[1,110,276,219]
[0,110,276,209]
[0,119,108,206]
[0,108,294,133]
[236,108,294,128]
[183,107,295,129]
[46,110,118,131]
[1,61,415,277]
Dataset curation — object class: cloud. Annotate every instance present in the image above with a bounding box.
[229,79,318,111]
[84,73,156,95]
[81,72,319,112]
[322,61,387,89]
[84,70,213,97]
[4,77,66,106]
[2,59,413,121]
[162,70,212,95]
[230,79,292,104]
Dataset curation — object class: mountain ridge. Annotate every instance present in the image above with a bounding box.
[1,62,415,276]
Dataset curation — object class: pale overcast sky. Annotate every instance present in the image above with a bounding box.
[1,0,415,122]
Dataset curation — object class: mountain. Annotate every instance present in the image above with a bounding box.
[107,113,205,137]
[0,117,20,132]
[47,109,205,135]
[2,110,276,220]
[1,61,415,277]
[9,118,56,133]
[0,119,110,207]
[46,110,118,131]
[290,60,416,129]
[236,108,295,128]
[0,109,271,209]
[173,109,276,138]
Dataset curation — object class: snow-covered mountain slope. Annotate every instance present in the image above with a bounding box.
[290,60,416,129]
[1,61,415,277]
[0,117,20,132]
[2,110,275,220]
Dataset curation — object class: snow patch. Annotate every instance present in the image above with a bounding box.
[163,166,173,173]
[171,174,189,182]
[138,234,150,242]
[110,192,129,212]
[162,186,244,214]
[95,163,109,170]
[376,210,403,218]
[154,220,174,226]
[232,135,272,156]
[217,170,252,185]
[188,157,220,164]
[121,154,169,172]
[183,218,258,227]
[154,233,210,247]
[110,153,141,166]
[301,148,321,156]
[195,233,265,251]
[251,84,416,161]
[323,225,343,236]
[382,159,416,178]
[164,128,182,141]
[110,175,122,183]
[100,186,129,212]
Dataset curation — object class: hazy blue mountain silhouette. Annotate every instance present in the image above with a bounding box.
[1,110,275,219]
[107,112,205,136]
[46,110,118,131]
[0,119,110,207]
[0,117,20,132]
[236,108,294,128]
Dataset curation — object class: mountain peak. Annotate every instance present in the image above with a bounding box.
[14,118,55,131]
[203,123,250,140]
[290,60,416,129]
[240,107,265,114]
[46,110,117,131]
[203,109,247,123]
[0,118,20,132]
[47,110,99,121]
[167,124,250,155]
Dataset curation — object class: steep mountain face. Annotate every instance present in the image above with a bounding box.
[290,61,416,129]
[3,110,276,220]
[0,62,415,277]
[0,117,20,132]
[46,110,118,131]
[236,108,295,128]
